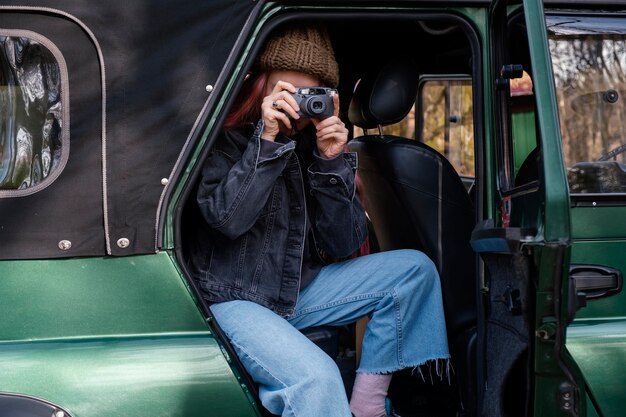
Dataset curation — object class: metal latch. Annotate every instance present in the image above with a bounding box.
[568,264,623,322]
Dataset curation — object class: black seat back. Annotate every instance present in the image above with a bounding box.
[350,138,476,333]
[348,60,477,416]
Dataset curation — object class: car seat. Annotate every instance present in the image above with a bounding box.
[348,59,478,417]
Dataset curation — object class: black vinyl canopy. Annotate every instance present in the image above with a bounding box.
[0,0,256,258]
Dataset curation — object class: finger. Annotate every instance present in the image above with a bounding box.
[317,138,345,159]
[262,101,294,129]
[317,122,347,137]
[271,98,300,120]
[317,131,348,147]
[272,110,293,131]
[278,91,301,113]
[317,135,345,148]
[316,118,348,140]
[315,115,342,131]
[273,80,297,94]
[332,93,340,117]
[273,91,300,115]
[317,124,348,142]
[266,90,301,117]
[263,95,296,118]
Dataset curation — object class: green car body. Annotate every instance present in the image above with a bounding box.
[0,0,624,416]
[0,254,261,416]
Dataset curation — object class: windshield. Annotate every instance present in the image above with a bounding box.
[548,16,626,194]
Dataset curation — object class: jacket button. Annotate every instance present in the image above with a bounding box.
[329,178,338,185]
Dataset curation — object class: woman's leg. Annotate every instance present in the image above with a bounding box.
[289,249,449,374]
[288,249,450,417]
[210,300,352,417]
[210,249,449,417]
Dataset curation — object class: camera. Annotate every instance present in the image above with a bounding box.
[290,87,336,119]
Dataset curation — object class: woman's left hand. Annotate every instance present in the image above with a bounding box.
[312,94,349,159]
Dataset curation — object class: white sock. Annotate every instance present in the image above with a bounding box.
[349,373,392,417]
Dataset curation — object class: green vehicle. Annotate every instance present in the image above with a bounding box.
[0,0,624,416]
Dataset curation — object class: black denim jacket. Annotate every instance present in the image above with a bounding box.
[190,121,367,316]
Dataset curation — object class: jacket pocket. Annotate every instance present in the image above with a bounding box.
[206,234,248,290]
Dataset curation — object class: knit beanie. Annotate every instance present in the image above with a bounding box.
[257,24,339,88]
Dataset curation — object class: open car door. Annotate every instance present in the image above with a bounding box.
[471,0,592,416]
[542,4,626,417]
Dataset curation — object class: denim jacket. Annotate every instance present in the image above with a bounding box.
[191,121,367,316]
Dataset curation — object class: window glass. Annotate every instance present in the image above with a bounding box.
[548,16,626,194]
[351,77,474,180]
[510,71,536,178]
[0,34,65,192]
[419,78,474,178]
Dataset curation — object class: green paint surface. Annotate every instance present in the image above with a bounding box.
[567,320,626,417]
[0,253,205,341]
[0,253,259,416]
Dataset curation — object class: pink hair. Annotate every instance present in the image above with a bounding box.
[223,72,270,130]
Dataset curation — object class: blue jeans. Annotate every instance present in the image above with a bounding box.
[210,249,449,417]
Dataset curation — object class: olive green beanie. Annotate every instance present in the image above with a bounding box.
[257,24,339,88]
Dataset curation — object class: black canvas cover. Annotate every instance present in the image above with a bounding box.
[0,0,256,258]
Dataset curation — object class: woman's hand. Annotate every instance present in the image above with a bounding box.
[313,94,348,159]
[261,80,300,141]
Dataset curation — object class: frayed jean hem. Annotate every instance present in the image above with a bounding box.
[356,356,453,382]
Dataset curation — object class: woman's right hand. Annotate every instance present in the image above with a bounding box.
[261,80,301,141]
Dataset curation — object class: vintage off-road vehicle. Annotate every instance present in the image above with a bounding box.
[0,0,624,416]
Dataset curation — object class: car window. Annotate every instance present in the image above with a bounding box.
[510,71,536,179]
[418,77,474,179]
[548,16,626,195]
[351,76,475,187]
[0,32,68,195]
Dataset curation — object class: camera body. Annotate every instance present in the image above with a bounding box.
[290,87,336,119]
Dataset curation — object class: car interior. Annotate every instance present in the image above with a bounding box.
[176,12,532,417]
[348,56,477,417]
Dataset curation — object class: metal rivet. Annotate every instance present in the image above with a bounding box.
[161,178,169,186]
[54,410,66,417]
[58,240,72,251]
[592,201,597,206]
[117,238,130,248]
[329,178,338,185]
[205,84,214,93]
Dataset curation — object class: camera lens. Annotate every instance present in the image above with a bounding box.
[306,98,327,115]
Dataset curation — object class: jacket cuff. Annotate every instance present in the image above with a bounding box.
[253,120,295,164]
[312,150,356,176]
[308,151,358,195]
[259,138,287,160]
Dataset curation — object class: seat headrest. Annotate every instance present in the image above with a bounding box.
[348,59,419,129]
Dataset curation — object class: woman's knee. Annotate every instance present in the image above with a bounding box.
[391,248,437,273]
[389,249,440,292]
[296,347,344,387]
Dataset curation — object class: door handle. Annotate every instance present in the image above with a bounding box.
[570,264,623,300]
[568,265,623,322]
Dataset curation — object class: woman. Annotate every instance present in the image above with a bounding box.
[191,24,449,417]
